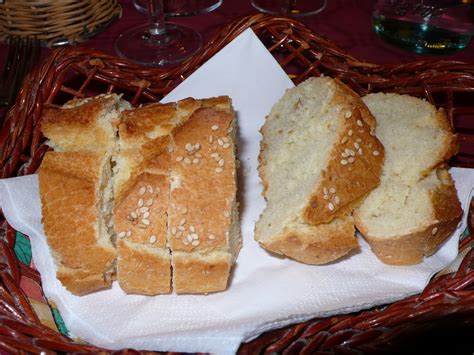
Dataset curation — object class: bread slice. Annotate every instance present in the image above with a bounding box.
[39,151,116,295]
[255,77,385,264]
[113,103,178,295]
[354,93,462,265]
[39,95,129,295]
[168,97,241,293]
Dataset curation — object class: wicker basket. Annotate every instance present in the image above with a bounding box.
[0,13,473,353]
[0,0,121,47]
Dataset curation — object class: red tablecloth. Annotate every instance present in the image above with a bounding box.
[66,0,474,64]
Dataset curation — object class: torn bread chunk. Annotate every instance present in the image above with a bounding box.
[39,152,116,295]
[169,97,241,294]
[255,77,384,264]
[354,93,462,265]
[114,103,178,295]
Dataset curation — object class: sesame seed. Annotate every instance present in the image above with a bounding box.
[341,137,348,144]
[357,120,363,127]
[344,111,352,118]
[146,199,154,207]
[138,224,147,229]
[342,152,348,158]
[179,218,186,225]
[211,124,219,131]
[192,158,200,164]
[208,135,213,143]
[183,239,189,246]
[156,187,161,193]
[335,196,340,204]
[349,149,355,156]
[211,144,218,150]
[329,187,336,194]
[186,234,193,242]
[341,159,348,165]
[126,215,134,221]
[171,227,177,235]
[190,225,196,233]
[138,198,144,207]
[208,234,216,240]
[224,211,230,218]
[191,240,200,246]
[118,231,126,239]
[184,157,191,164]
[185,143,193,151]
[143,211,150,219]
[358,148,363,155]
[131,212,138,219]
[139,207,149,213]
[147,185,153,193]
[328,202,335,211]
[215,167,224,173]
[432,227,438,235]
[223,143,231,149]
[181,207,188,214]
[178,226,185,231]
[370,130,375,136]
[149,235,157,244]
[211,152,219,158]
[354,142,360,149]
[348,157,355,163]
[348,129,353,136]
[196,153,202,158]
[218,138,224,146]
[139,186,146,195]
[356,138,362,143]
[142,219,150,226]
[373,150,380,156]
[218,159,225,167]
[323,187,328,195]
[195,143,201,150]
[323,195,329,200]
[190,233,199,240]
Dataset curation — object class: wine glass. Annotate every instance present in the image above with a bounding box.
[251,0,327,16]
[115,0,202,67]
[133,0,223,16]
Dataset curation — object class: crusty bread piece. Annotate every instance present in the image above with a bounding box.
[169,97,241,293]
[39,152,116,295]
[354,93,462,265]
[255,77,384,264]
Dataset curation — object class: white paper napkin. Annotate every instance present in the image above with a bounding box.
[0,29,473,354]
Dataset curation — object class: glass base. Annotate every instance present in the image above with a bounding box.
[251,0,326,17]
[115,23,202,67]
[373,17,472,55]
[133,0,222,16]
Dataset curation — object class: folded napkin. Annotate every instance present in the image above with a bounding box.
[1,29,473,354]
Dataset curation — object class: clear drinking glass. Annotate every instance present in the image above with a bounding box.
[251,0,327,16]
[373,0,474,54]
[115,0,202,67]
[133,0,223,16]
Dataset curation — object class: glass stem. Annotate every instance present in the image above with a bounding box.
[148,0,166,36]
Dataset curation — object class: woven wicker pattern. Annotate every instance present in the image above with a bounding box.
[0,13,473,353]
[0,0,121,47]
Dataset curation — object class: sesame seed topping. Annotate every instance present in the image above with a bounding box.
[218,159,225,167]
[192,158,200,164]
[223,143,231,149]
[341,137,348,144]
[344,111,352,118]
[181,207,188,214]
[224,211,230,218]
[349,149,355,156]
[348,157,355,163]
[190,225,196,233]
[156,187,161,193]
[185,143,193,151]
[186,234,193,242]
[146,199,154,207]
[348,129,353,136]
[183,239,189,246]
[357,120,363,127]
[195,143,201,150]
[138,199,144,207]
[149,235,157,244]
[196,153,202,158]
[127,215,134,221]
[218,138,224,146]
[184,157,191,164]
[139,186,146,195]
[432,227,438,235]
[211,152,219,158]
[335,196,340,204]
[178,226,185,231]
[341,159,348,165]
[139,207,149,213]
[208,234,216,240]
[190,233,199,240]
[354,142,360,149]
[370,130,375,136]
[323,187,328,195]
[211,125,219,131]
[323,195,329,200]
[329,187,336,194]
[138,224,147,229]
[171,227,177,235]
[147,185,153,193]
[215,167,224,173]
[118,231,126,239]
[356,138,362,143]
[131,212,138,219]
[143,211,150,219]
[373,150,380,156]
[179,218,186,225]
[142,219,150,226]
[342,152,348,158]
[191,240,200,246]
[222,137,230,143]
[328,202,335,211]
[208,135,214,143]
[358,148,363,155]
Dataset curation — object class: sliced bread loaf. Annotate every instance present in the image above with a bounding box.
[354,93,462,265]
[255,77,385,264]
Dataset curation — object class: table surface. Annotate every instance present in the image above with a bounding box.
[2,0,473,65]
